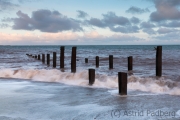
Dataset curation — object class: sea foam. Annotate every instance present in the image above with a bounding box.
[0,68,180,95]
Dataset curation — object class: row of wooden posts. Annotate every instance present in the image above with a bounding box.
[26,46,162,95]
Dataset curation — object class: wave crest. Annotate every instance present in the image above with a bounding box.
[0,68,180,95]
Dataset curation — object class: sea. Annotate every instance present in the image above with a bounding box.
[1,45,180,120]
[0,45,180,120]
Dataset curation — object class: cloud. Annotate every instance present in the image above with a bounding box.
[157,21,180,28]
[0,23,9,28]
[150,0,180,21]
[142,28,156,35]
[12,10,83,32]
[156,28,178,34]
[77,10,88,18]
[126,6,150,14]
[1,17,13,22]
[153,31,180,41]
[9,10,142,34]
[86,12,131,27]
[102,12,130,26]
[140,21,156,28]
[130,17,140,24]
[86,18,106,28]
[86,12,140,33]
[110,25,139,33]
[0,0,18,11]
[141,22,179,35]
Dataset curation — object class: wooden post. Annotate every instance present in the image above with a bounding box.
[156,46,162,77]
[35,55,37,59]
[53,52,56,68]
[47,54,50,65]
[60,46,65,68]
[71,47,76,73]
[118,72,127,95]
[42,54,45,63]
[128,56,133,71]
[109,55,113,69]
[85,58,88,63]
[96,56,99,68]
[38,54,40,60]
[89,69,95,85]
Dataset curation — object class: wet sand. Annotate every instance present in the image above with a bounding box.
[0,78,180,120]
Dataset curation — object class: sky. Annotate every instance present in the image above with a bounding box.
[0,0,180,45]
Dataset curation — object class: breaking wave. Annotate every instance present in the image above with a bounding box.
[0,68,180,95]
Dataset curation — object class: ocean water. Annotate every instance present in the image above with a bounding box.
[1,45,180,95]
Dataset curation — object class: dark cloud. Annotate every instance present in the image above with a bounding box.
[102,12,130,26]
[150,0,180,21]
[157,28,177,34]
[86,12,140,33]
[157,21,180,28]
[154,0,180,7]
[126,6,150,14]
[77,10,88,18]
[12,10,83,32]
[130,17,140,24]
[140,21,156,28]
[87,18,106,28]
[0,0,18,11]
[13,11,32,30]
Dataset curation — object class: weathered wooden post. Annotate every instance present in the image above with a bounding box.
[96,56,99,68]
[109,55,113,69]
[35,55,37,59]
[60,46,65,68]
[156,46,162,77]
[53,52,56,68]
[71,47,76,73]
[128,56,133,71]
[85,58,88,63]
[42,54,45,63]
[47,54,50,65]
[38,54,40,60]
[89,69,95,85]
[118,72,127,95]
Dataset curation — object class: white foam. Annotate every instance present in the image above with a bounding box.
[108,89,160,97]
[176,110,180,116]
[0,68,180,95]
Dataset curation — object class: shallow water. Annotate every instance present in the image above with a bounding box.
[1,45,180,95]
[0,78,180,120]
